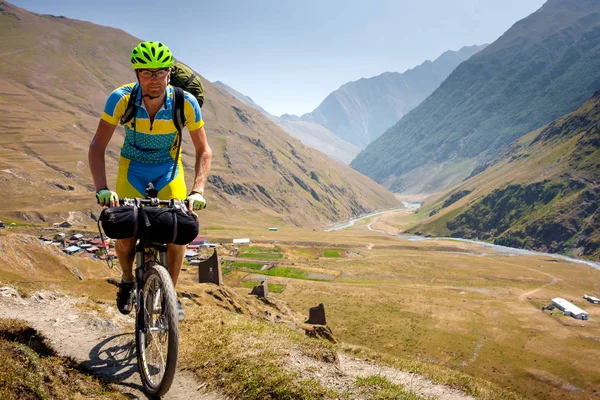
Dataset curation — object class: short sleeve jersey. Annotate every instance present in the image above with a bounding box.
[101,83,204,164]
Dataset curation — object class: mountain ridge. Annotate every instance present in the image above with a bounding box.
[213,80,360,164]
[351,0,600,194]
[298,44,486,149]
[0,0,399,228]
[408,89,600,259]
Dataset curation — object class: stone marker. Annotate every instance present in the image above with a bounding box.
[250,280,269,298]
[197,249,222,285]
[306,303,327,325]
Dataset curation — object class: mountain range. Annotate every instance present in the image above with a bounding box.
[215,45,485,164]
[0,1,399,228]
[298,45,486,149]
[213,80,360,164]
[352,0,600,194]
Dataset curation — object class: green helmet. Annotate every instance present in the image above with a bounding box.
[130,41,174,69]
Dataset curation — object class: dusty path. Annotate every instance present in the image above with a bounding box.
[0,287,481,400]
[0,288,222,400]
[492,260,559,301]
[289,351,477,400]
[519,272,558,301]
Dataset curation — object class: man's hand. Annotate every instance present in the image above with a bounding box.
[96,188,119,207]
[187,191,207,212]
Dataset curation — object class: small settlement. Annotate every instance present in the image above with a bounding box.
[39,231,231,265]
[39,233,115,260]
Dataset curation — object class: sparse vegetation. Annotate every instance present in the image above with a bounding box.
[355,376,427,400]
[180,306,338,399]
[0,319,125,400]
[2,230,597,399]
[411,91,600,259]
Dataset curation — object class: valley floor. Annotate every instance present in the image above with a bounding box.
[1,212,599,399]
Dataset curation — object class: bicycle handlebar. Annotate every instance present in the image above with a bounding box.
[118,198,189,207]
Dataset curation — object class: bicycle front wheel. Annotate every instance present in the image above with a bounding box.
[135,264,179,397]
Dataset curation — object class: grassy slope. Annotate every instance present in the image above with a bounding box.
[351,0,600,193]
[0,231,506,400]
[0,1,399,229]
[408,91,600,259]
[0,319,126,400]
[273,225,600,400]
[3,224,600,399]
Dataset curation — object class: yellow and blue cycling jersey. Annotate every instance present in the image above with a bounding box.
[101,83,204,199]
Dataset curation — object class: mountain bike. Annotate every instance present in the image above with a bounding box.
[118,196,182,397]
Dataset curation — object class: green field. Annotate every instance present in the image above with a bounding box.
[230,261,264,270]
[238,252,284,259]
[241,281,286,293]
[261,267,308,280]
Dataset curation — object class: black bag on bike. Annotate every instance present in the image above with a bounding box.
[138,207,199,245]
[99,206,198,245]
[98,206,139,239]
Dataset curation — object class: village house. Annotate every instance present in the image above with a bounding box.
[584,294,600,304]
[63,245,81,255]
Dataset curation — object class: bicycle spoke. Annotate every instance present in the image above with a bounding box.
[140,274,171,386]
[136,263,179,396]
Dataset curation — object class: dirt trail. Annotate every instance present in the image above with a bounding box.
[482,259,558,301]
[289,351,477,400]
[0,286,481,400]
[0,287,222,400]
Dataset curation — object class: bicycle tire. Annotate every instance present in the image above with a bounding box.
[135,264,179,396]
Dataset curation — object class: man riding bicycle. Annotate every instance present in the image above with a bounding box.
[88,41,212,321]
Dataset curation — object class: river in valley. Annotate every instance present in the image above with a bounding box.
[326,203,600,271]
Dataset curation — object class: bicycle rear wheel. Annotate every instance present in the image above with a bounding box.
[135,264,179,397]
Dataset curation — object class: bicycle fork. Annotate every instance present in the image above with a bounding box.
[135,251,148,334]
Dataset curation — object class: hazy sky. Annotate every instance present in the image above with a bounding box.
[11,0,546,116]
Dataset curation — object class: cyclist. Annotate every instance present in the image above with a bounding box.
[88,41,212,321]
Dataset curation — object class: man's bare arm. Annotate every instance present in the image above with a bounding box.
[88,119,118,191]
[188,126,212,194]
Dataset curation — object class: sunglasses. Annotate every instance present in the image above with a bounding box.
[137,69,170,79]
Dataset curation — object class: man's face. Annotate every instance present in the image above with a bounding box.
[137,68,170,98]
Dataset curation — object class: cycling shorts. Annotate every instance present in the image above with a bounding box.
[116,157,187,200]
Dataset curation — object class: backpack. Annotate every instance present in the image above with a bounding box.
[169,62,204,108]
[119,63,204,181]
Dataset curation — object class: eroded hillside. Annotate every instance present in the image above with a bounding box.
[0,1,399,228]
[409,91,600,259]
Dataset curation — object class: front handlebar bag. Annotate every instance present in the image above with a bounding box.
[98,206,138,239]
[138,207,199,245]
